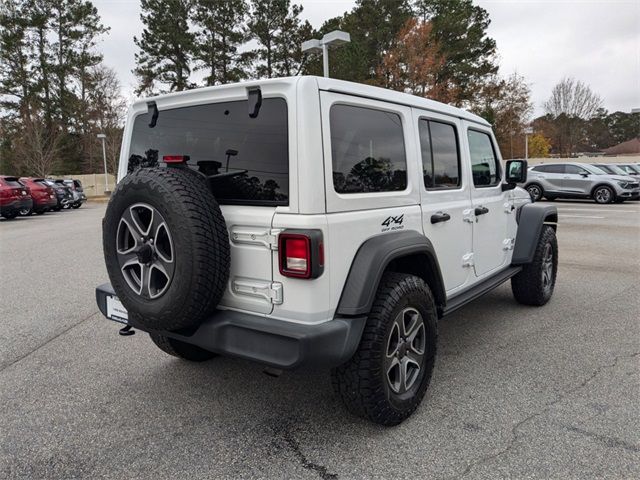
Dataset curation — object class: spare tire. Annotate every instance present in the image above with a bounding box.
[103,167,230,331]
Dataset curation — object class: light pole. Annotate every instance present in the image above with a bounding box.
[302,30,351,77]
[524,126,534,160]
[97,133,109,194]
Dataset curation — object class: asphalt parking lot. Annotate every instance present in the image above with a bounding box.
[1,200,639,479]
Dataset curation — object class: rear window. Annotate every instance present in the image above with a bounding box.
[2,177,22,187]
[129,98,289,206]
[533,164,564,174]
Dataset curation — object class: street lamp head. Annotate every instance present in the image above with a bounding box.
[321,30,351,49]
[97,133,106,139]
[301,39,322,54]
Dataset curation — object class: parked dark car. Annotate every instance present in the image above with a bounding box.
[0,175,33,220]
[19,177,58,214]
[62,179,87,208]
[44,179,73,210]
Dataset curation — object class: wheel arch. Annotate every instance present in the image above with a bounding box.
[336,230,446,317]
[512,203,558,264]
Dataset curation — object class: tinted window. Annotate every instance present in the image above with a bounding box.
[330,104,407,194]
[419,120,460,189]
[3,178,22,187]
[534,164,564,174]
[468,130,500,186]
[595,164,613,174]
[565,165,589,175]
[130,98,289,205]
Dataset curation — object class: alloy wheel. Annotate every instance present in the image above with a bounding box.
[541,243,554,294]
[594,187,611,204]
[116,203,175,299]
[385,307,426,394]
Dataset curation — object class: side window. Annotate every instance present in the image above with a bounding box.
[468,130,500,187]
[565,165,588,175]
[330,104,407,194]
[546,164,565,174]
[419,119,460,189]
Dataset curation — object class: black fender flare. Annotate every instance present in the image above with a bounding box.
[512,203,558,265]
[336,230,446,316]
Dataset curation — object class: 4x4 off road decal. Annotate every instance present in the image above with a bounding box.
[381,214,404,232]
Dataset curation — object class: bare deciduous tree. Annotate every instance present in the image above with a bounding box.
[13,112,64,177]
[543,78,603,156]
[544,77,603,120]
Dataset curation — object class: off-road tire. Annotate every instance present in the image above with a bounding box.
[526,183,543,202]
[511,225,558,306]
[103,167,230,331]
[149,333,217,362]
[331,272,438,426]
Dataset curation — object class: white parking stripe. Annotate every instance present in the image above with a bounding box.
[555,207,639,214]
[560,214,605,219]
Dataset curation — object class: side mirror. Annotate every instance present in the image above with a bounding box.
[504,160,527,190]
[580,172,589,177]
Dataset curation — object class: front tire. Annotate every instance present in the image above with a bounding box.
[331,272,438,426]
[512,225,558,306]
[149,333,217,362]
[593,185,614,204]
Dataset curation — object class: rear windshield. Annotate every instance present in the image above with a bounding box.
[129,98,289,206]
[2,178,22,187]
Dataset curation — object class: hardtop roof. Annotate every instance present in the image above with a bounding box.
[133,76,490,127]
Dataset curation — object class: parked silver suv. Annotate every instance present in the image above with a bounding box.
[524,162,640,203]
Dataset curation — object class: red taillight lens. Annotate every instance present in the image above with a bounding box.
[278,231,324,279]
[163,155,189,163]
[280,235,310,278]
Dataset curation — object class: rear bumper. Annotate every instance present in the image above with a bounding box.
[1,198,32,215]
[96,283,365,369]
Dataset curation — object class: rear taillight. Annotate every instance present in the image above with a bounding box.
[278,230,324,279]
[163,155,189,164]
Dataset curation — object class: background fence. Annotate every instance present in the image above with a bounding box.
[59,173,117,197]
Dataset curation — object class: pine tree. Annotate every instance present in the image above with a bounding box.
[414,0,498,106]
[134,0,194,94]
[192,0,248,85]
[247,0,311,78]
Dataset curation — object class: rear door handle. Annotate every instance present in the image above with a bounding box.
[474,206,489,216]
[430,212,451,224]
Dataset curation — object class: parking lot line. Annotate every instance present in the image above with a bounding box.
[559,214,606,219]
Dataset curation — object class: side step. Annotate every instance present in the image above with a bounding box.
[442,266,522,317]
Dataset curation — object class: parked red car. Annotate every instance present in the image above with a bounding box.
[0,176,33,220]
[19,177,58,214]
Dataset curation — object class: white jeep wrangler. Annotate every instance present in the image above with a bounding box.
[96,76,558,425]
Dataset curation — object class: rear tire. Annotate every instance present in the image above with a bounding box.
[331,272,438,426]
[2,212,18,220]
[526,184,543,202]
[512,225,558,306]
[149,333,217,362]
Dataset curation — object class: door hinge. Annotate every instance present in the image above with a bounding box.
[462,252,474,267]
[502,238,515,251]
[462,209,475,223]
[230,228,281,250]
[232,279,283,304]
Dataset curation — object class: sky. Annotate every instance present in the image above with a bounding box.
[93,0,640,117]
